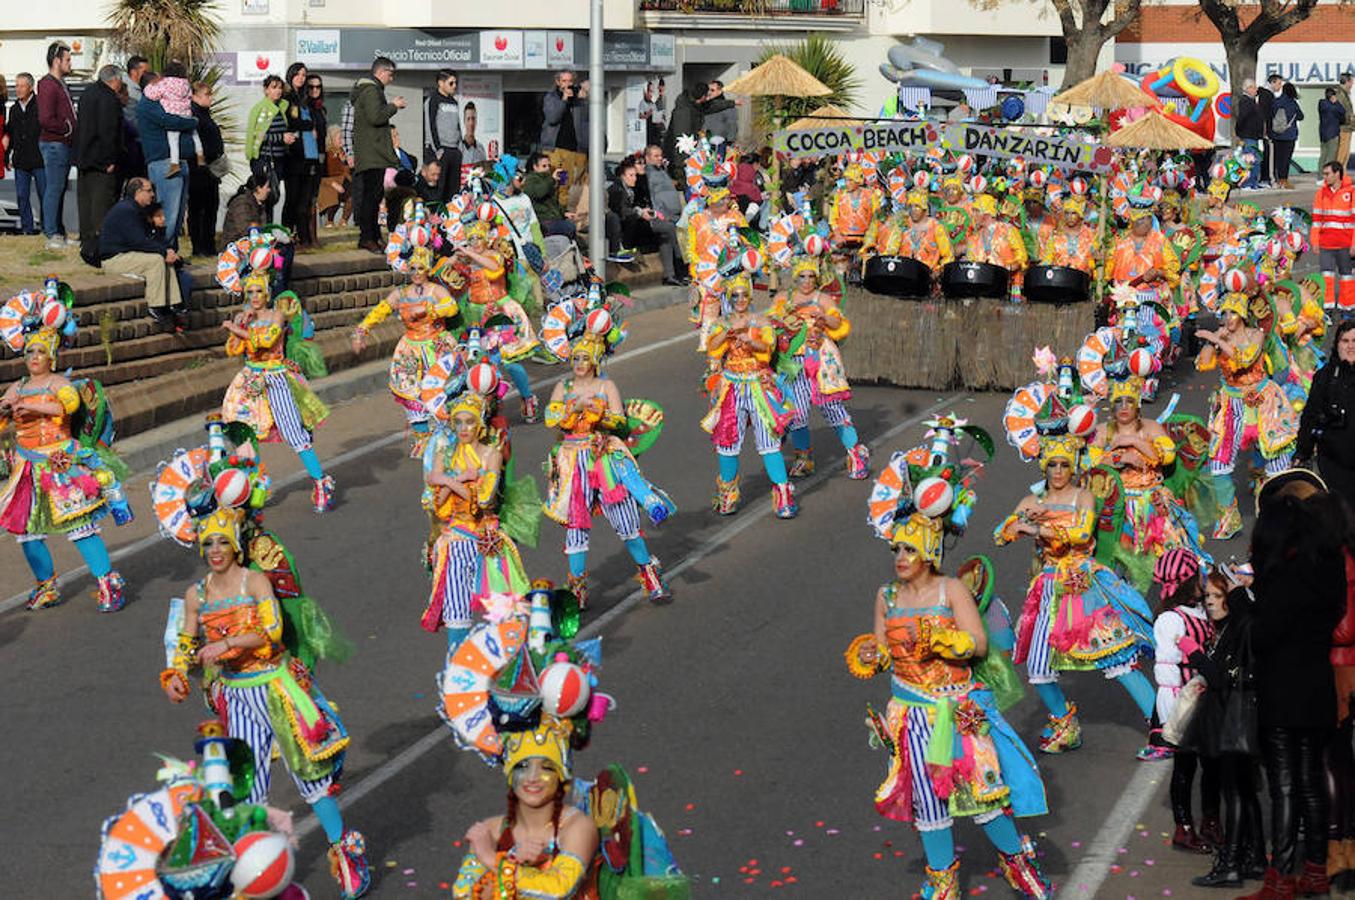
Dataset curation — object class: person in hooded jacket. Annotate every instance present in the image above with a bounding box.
[663,82,706,179]
[1297,319,1355,510]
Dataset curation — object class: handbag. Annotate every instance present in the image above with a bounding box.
[1217,628,1259,755]
[207,154,231,180]
[1162,674,1206,746]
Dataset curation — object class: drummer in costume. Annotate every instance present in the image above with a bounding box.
[1018,186,1056,261]
[936,175,972,246]
[994,432,1157,752]
[159,506,371,899]
[702,273,797,519]
[221,271,335,513]
[867,189,954,291]
[770,256,871,481]
[544,327,675,607]
[1197,180,1245,261]
[1195,291,1299,539]
[828,162,882,258]
[847,512,1051,900]
[1039,195,1097,274]
[1088,373,1211,590]
[453,220,542,424]
[0,322,131,612]
[352,238,462,457]
[1105,197,1181,310]
[957,194,1028,299]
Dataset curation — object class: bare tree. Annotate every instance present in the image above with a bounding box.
[1196,0,1328,100]
[971,0,1143,89]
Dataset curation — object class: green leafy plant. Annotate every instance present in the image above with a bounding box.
[754,34,862,129]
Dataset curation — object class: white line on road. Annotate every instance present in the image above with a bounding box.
[292,390,969,840]
[1061,759,1169,898]
[0,330,698,615]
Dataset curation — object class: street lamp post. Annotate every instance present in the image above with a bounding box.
[589,0,606,278]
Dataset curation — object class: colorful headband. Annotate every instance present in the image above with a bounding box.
[1109,376,1143,406]
[196,508,244,557]
[906,189,929,209]
[1207,180,1231,200]
[1038,434,1082,472]
[972,194,998,216]
[501,719,573,786]
[843,164,864,183]
[242,270,271,296]
[1062,196,1087,216]
[1126,206,1154,222]
[1219,292,1249,321]
[23,327,60,362]
[725,272,752,297]
[707,186,732,204]
[889,513,943,568]
[792,257,820,278]
[409,245,434,271]
[570,332,607,366]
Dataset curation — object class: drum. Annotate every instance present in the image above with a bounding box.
[1025,265,1090,304]
[940,261,1009,299]
[863,255,931,298]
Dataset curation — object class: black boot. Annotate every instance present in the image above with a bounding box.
[1242,838,1269,880]
[1192,847,1243,888]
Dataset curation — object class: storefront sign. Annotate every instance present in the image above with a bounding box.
[321,28,670,71]
[338,30,475,69]
[547,31,574,68]
[1118,43,1355,85]
[524,31,548,70]
[234,50,287,83]
[479,31,523,69]
[624,77,649,155]
[295,29,341,67]
[241,0,269,14]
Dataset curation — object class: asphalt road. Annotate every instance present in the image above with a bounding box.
[0,291,1300,898]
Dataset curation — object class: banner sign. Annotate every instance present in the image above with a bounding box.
[773,121,1115,172]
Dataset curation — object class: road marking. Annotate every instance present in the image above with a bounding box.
[293,390,969,840]
[1061,760,1169,898]
[0,330,698,615]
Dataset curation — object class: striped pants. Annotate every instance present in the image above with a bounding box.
[264,371,313,452]
[1208,396,1292,476]
[225,682,333,804]
[787,370,851,432]
[718,380,781,457]
[434,536,478,629]
[1025,587,1135,683]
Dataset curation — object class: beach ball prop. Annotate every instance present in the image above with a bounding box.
[740,248,763,272]
[1128,348,1156,378]
[40,300,67,330]
[912,170,930,189]
[467,362,499,395]
[476,202,497,222]
[802,234,826,257]
[1028,169,1046,189]
[956,155,975,174]
[248,245,273,272]
[540,660,591,718]
[231,831,295,898]
[213,468,252,509]
[1067,403,1097,438]
[913,476,954,518]
[1223,268,1248,293]
[586,308,613,335]
[1285,230,1305,253]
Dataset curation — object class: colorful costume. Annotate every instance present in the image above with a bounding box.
[221,273,334,512]
[0,307,130,612]
[828,163,883,249]
[1038,198,1097,274]
[684,189,748,350]
[961,194,1028,302]
[1196,292,1299,539]
[159,506,369,899]
[847,513,1051,900]
[867,189,954,271]
[1104,216,1182,309]
[769,258,871,480]
[356,241,461,454]
[701,273,797,518]
[993,433,1157,753]
[544,327,674,606]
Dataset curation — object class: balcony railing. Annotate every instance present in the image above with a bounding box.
[638,0,864,15]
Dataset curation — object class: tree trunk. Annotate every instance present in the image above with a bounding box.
[1061,27,1106,91]
[1224,40,1261,105]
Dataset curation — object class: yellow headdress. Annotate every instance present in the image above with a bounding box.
[906,189,929,210]
[843,163,864,184]
[888,513,943,568]
[1022,186,1045,204]
[242,269,271,298]
[725,272,753,297]
[1062,195,1087,216]
[502,720,573,785]
[409,245,434,271]
[1109,376,1143,407]
[1207,180,1231,200]
[972,194,998,217]
[466,220,491,242]
[1158,191,1182,210]
[23,328,60,363]
[1038,434,1082,472]
[706,185,732,205]
[1219,291,1250,321]
[792,256,821,279]
[448,392,488,434]
[570,332,607,367]
[197,508,245,557]
[1126,205,1154,222]
[941,174,963,193]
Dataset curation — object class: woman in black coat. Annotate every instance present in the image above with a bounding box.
[1297,319,1355,513]
[1245,478,1347,895]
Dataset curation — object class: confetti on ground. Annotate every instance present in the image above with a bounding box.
[403,868,415,875]
[637,766,649,774]
[733,769,744,776]
[1071,841,1082,848]
[385,861,398,868]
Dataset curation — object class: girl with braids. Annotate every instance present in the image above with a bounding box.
[454,721,600,899]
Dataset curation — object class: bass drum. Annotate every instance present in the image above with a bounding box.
[940,261,1009,299]
[863,255,931,298]
[1025,265,1090,304]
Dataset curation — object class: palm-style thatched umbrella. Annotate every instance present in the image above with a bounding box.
[723,54,832,215]
[784,104,865,131]
[1051,70,1159,112]
[1107,111,1215,151]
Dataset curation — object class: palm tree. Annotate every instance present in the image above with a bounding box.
[754,34,861,130]
[105,0,221,69]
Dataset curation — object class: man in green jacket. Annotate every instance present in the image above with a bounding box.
[351,56,405,251]
[523,151,577,241]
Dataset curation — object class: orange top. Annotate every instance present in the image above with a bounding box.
[399,297,445,342]
[12,383,73,449]
[467,252,507,307]
[226,318,286,365]
[199,596,285,676]
[1040,224,1097,273]
[883,586,974,698]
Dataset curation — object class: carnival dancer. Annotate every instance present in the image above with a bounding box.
[1038,195,1097,274]
[352,242,462,456]
[846,512,1051,899]
[543,327,674,606]
[422,388,535,656]
[957,194,1028,300]
[159,507,371,898]
[1018,186,1056,261]
[221,271,335,513]
[1195,292,1299,539]
[1105,202,1182,310]
[935,174,971,246]
[770,256,870,480]
[454,220,542,423]
[1197,180,1245,262]
[0,325,131,611]
[702,273,797,518]
[685,186,748,351]
[1088,374,1211,590]
[994,433,1157,752]
[869,188,953,284]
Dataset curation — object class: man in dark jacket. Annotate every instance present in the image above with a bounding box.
[701,80,739,142]
[663,82,707,178]
[351,56,405,251]
[99,177,184,324]
[1234,78,1264,189]
[7,73,45,234]
[37,41,76,246]
[540,70,587,208]
[1258,74,1282,188]
[187,81,225,258]
[75,65,126,266]
[423,69,462,200]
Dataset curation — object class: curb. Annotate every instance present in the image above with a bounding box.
[113,281,686,477]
